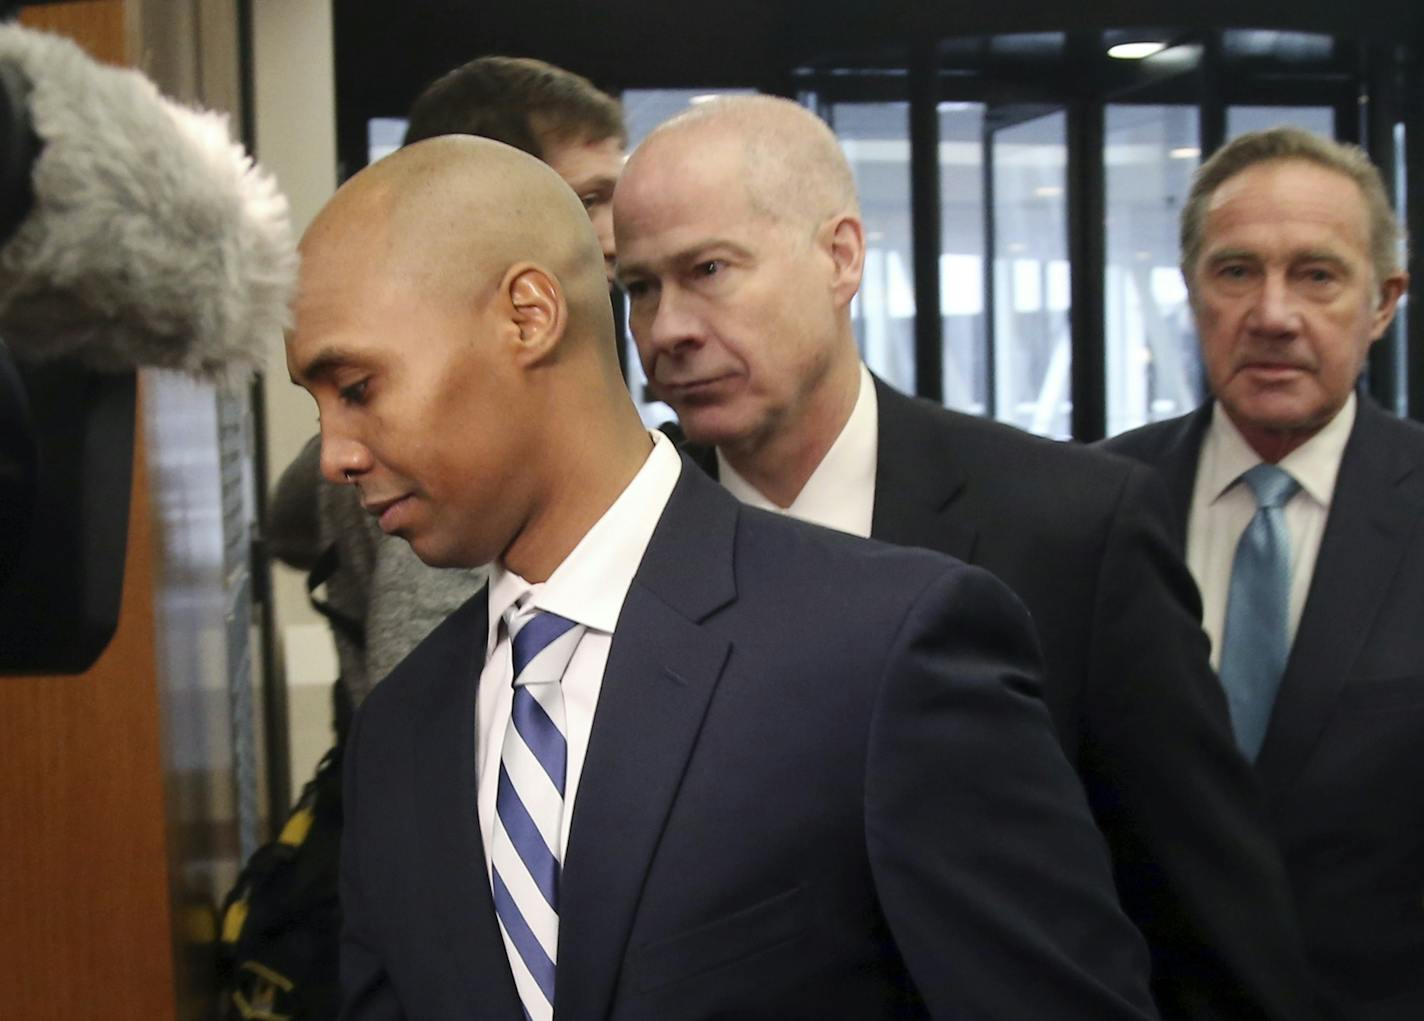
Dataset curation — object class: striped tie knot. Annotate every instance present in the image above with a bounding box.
[506,607,584,686]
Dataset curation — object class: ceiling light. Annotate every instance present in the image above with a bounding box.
[1169,146,1201,159]
[1108,42,1167,60]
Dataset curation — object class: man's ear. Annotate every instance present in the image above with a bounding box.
[1369,270,1409,340]
[821,213,865,309]
[1181,265,1201,315]
[502,262,567,365]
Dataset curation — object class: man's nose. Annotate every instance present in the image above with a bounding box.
[1247,272,1300,336]
[319,431,372,486]
[638,287,704,360]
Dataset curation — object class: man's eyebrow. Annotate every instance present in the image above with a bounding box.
[1202,247,1349,268]
[293,345,356,386]
[617,239,755,280]
[1202,247,1258,264]
[569,173,618,193]
[1293,248,1349,266]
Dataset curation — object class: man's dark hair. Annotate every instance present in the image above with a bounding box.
[403,56,625,156]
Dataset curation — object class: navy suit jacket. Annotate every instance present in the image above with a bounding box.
[338,460,1158,1020]
[681,379,1314,1021]
[1105,397,1424,1021]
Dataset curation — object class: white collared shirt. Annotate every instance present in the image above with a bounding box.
[1186,394,1356,669]
[718,362,879,538]
[474,431,682,872]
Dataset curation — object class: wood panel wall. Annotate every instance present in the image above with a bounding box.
[18,0,126,64]
[0,6,179,1019]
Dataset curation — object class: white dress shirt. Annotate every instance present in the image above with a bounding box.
[1187,394,1355,669]
[719,362,879,538]
[474,431,682,873]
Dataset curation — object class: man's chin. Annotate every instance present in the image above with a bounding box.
[403,534,458,569]
[673,405,757,449]
[1221,390,1343,456]
[1225,388,1331,431]
[409,532,500,571]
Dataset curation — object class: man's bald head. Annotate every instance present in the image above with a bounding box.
[301,135,612,342]
[628,96,859,238]
[613,97,867,483]
[288,135,647,574]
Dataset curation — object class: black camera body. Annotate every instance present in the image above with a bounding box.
[0,56,135,675]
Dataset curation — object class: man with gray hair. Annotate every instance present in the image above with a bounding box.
[614,95,1315,1021]
[1106,127,1419,1019]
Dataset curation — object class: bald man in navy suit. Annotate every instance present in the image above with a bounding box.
[286,136,1158,1019]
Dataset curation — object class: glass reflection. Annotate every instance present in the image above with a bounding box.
[940,102,987,414]
[1227,105,1333,140]
[993,111,1071,438]
[836,101,916,394]
[1104,104,1203,436]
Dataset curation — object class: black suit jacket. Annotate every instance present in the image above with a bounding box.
[1105,396,1424,1021]
[339,461,1159,1020]
[683,379,1314,1021]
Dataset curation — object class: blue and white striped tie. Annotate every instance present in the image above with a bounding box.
[491,606,585,1021]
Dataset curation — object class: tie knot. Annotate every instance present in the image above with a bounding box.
[504,606,584,686]
[1241,463,1300,510]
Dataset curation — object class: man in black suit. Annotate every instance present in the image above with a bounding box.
[288,136,1158,1018]
[612,95,1314,1021]
[1105,127,1419,1021]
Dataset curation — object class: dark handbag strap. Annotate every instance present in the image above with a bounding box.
[305,544,366,651]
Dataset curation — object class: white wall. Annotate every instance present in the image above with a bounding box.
[252,0,341,785]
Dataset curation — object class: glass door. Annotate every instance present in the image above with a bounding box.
[828,100,917,396]
[986,105,1072,438]
[1103,103,1203,436]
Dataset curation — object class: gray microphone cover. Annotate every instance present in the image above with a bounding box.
[0,25,297,383]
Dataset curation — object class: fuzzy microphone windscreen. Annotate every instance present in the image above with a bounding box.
[0,24,297,384]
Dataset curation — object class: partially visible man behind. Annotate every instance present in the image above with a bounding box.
[406,55,625,282]
[1105,127,1420,1021]
[612,96,1315,1021]
[269,55,626,701]
[291,136,1160,1020]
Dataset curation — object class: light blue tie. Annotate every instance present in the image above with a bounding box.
[1218,464,1300,759]
[490,606,585,1021]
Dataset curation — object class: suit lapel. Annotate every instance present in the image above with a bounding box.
[677,377,976,559]
[869,378,976,560]
[1255,401,1424,798]
[406,593,524,1016]
[1142,404,1212,547]
[554,464,737,1021]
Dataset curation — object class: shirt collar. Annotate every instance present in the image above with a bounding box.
[485,431,682,656]
[1202,392,1356,509]
[717,362,878,535]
